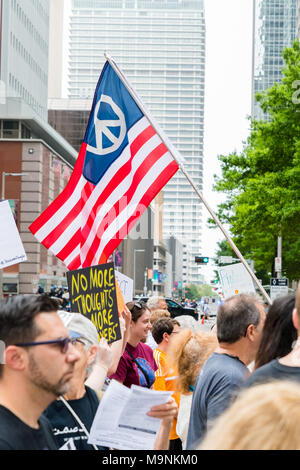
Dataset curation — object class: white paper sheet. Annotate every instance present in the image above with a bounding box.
[88,380,172,450]
[0,200,27,269]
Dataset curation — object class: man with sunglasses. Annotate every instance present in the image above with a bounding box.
[0,294,81,450]
[43,311,113,450]
[186,293,265,450]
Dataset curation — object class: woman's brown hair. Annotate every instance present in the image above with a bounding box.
[126,300,149,323]
[168,329,217,394]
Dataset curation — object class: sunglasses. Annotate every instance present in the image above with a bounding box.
[15,336,79,354]
[134,302,143,309]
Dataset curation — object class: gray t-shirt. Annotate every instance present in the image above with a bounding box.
[244,359,300,388]
[186,352,249,450]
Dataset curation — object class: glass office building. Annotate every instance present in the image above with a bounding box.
[68,0,206,285]
[252,0,296,120]
[0,0,50,121]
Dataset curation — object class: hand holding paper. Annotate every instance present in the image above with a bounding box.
[147,396,178,422]
[88,380,173,450]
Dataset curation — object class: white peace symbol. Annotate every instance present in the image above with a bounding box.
[86,94,126,156]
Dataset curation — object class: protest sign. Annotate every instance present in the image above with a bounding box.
[115,277,126,314]
[114,271,133,304]
[0,200,27,268]
[66,262,121,344]
[218,262,256,299]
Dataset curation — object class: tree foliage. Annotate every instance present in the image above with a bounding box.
[212,40,300,281]
[185,283,217,299]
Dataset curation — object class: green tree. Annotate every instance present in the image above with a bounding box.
[185,283,217,299]
[198,284,218,298]
[211,40,300,281]
[185,284,200,300]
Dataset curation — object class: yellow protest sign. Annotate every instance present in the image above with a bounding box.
[67,262,121,344]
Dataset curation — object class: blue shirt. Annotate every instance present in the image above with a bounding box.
[186,352,249,450]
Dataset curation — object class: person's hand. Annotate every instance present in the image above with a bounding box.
[149,397,178,450]
[97,338,113,370]
[146,397,178,424]
[121,305,132,328]
[119,316,126,336]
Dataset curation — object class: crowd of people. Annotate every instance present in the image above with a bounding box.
[0,286,299,450]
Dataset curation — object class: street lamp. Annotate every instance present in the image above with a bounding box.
[1,172,29,201]
[133,249,145,296]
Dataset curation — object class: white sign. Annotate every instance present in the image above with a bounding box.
[217,263,256,299]
[114,270,133,303]
[218,256,234,264]
[88,380,172,450]
[0,200,27,268]
[274,257,282,272]
[270,286,288,302]
[270,279,288,302]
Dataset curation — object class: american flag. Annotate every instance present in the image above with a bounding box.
[29,61,179,269]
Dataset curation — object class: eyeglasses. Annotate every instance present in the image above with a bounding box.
[15,336,78,354]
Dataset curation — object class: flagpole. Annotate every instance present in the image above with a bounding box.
[105,54,272,305]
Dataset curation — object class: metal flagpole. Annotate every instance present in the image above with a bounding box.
[105,54,272,305]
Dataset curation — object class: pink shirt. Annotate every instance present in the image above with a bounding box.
[109,342,157,388]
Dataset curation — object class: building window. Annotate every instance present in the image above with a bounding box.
[21,123,31,139]
[2,120,20,139]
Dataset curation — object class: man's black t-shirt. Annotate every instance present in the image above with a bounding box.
[0,405,58,450]
[44,386,105,450]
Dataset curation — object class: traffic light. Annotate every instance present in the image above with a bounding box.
[195,256,209,264]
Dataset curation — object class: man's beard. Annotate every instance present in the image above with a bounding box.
[28,353,73,397]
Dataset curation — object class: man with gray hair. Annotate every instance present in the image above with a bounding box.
[186,293,266,450]
[147,296,168,312]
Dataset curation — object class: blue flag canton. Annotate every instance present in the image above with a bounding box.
[83,62,144,185]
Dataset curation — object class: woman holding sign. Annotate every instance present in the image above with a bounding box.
[109,301,157,388]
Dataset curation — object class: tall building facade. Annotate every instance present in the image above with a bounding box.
[0,0,50,121]
[66,0,206,285]
[297,0,300,37]
[252,0,297,120]
[0,0,80,296]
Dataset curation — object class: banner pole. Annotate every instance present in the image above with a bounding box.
[105,54,272,305]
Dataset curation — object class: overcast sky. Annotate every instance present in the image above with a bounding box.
[201,0,254,282]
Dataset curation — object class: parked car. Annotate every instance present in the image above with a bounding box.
[133,297,198,321]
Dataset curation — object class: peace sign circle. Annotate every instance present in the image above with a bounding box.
[86,94,126,156]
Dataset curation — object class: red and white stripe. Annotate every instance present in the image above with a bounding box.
[29,116,178,269]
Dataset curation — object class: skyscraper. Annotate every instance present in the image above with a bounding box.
[0,0,79,295]
[296,0,300,37]
[252,0,297,120]
[66,0,206,285]
[0,0,50,121]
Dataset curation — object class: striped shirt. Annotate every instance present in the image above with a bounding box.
[153,348,181,440]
